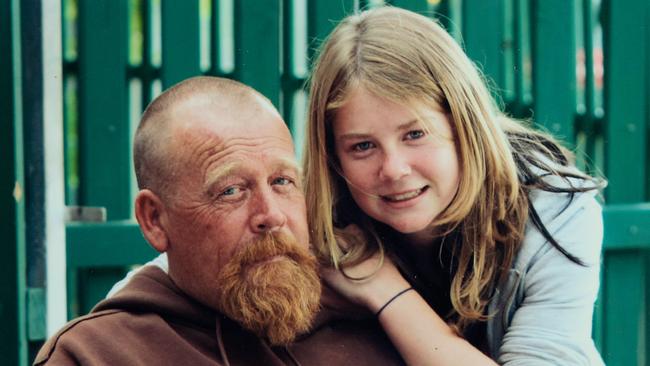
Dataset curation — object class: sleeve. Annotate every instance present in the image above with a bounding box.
[497,194,605,366]
[105,253,168,298]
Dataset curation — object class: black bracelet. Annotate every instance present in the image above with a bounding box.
[375,287,415,317]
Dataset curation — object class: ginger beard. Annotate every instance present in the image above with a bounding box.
[215,232,321,345]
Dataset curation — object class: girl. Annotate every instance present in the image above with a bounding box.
[304,6,605,365]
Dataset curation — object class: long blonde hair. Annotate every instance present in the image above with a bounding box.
[303,7,601,331]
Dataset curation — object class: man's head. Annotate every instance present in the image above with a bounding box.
[133,76,320,345]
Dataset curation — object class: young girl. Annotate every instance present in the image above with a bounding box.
[303,6,605,365]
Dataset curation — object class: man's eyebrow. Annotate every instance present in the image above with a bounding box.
[274,157,302,176]
[204,161,243,189]
[204,157,301,188]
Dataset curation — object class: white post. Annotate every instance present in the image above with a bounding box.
[42,0,67,335]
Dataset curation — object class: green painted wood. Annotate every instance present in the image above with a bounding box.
[390,0,429,14]
[76,268,129,316]
[463,0,505,100]
[161,0,201,87]
[234,0,281,107]
[602,252,646,366]
[602,0,647,203]
[509,0,532,117]
[0,0,27,364]
[436,0,462,40]
[78,0,131,220]
[66,221,156,267]
[603,204,650,250]
[530,0,576,143]
[66,221,156,318]
[307,0,355,59]
[27,288,46,341]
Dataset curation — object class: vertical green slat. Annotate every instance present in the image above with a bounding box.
[647,2,650,357]
[501,0,515,104]
[0,0,27,364]
[585,0,603,351]
[161,0,201,87]
[235,0,281,107]
[437,0,462,40]
[511,0,528,116]
[602,0,647,203]
[140,0,154,105]
[531,0,576,143]
[603,251,646,366]
[581,0,598,169]
[463,0,505,99]
[282,0,298,132]
[78,0,130,220]
[307,0,355,59]
[390,0,429,14]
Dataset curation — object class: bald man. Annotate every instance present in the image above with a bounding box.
[34,77,403,365]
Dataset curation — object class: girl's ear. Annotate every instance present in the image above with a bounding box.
[134,189,170,253]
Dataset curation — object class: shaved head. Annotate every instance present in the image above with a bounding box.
[133,76,278,199]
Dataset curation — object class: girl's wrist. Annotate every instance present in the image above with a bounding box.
[364,278,413,313]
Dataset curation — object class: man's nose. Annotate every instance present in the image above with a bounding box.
[250,189,287,234]
[378,150,411,181]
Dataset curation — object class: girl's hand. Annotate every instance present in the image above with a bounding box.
[320,225,412,314]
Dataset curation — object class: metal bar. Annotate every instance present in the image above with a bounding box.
[234,0,281,106]
[160,0,201,87]
[530,0,576,143]
[78,0,131,220]
[0,0,27,363]
[602,0,647,203]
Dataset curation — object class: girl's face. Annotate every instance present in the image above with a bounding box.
[333,87,460,238]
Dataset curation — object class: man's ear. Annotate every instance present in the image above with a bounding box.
[135,189,170,253]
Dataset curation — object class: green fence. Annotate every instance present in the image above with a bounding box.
[1,0,649,365]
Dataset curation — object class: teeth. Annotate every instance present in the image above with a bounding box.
[384,188,423,202]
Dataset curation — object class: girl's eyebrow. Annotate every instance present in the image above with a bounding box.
[337,118,420,141]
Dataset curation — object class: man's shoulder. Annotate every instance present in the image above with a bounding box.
[33,309,128,365]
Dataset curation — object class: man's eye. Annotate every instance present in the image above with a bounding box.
[220,186,240,197]
[405,130,425,140]
[352,141,374,151]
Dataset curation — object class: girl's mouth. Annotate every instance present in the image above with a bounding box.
[381,186,428,202]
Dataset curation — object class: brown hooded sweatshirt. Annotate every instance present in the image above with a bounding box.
[34,266,404,365]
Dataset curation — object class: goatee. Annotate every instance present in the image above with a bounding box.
[215,232,321,345]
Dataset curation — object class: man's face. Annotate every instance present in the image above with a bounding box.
[160,96,318,343]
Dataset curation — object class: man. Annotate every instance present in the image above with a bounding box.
[35,77,403,365]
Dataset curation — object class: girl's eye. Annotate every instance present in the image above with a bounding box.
[272,177,292,186]
[405,130,425,140]
[352,141,374,151]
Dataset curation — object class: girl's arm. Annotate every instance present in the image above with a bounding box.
[322,251,497,366]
